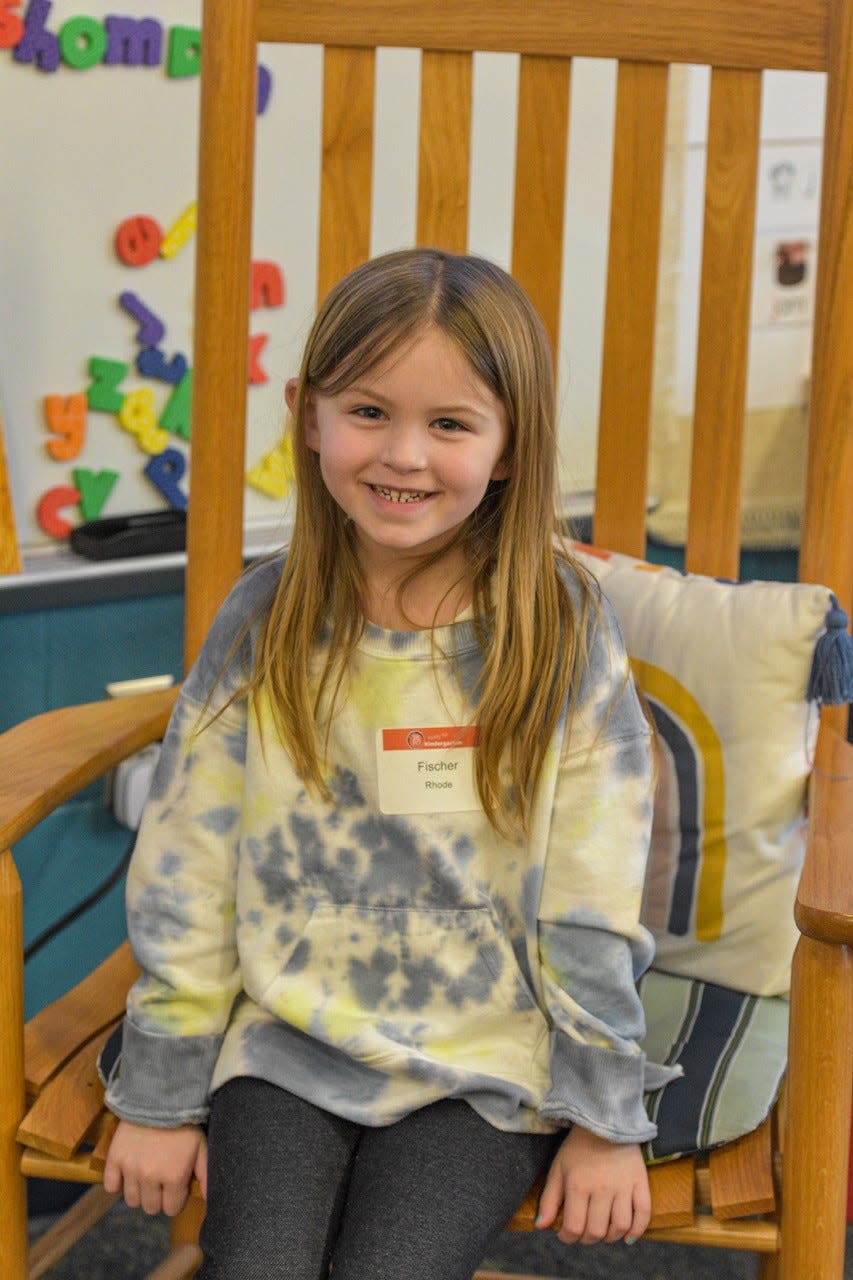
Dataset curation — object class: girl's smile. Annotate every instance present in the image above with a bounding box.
[289,324,511,581]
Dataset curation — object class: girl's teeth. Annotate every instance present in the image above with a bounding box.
[374,486,428,503]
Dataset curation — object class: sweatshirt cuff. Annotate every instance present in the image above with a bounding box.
[103,1016,222,1128]
[539,1029,682,1143]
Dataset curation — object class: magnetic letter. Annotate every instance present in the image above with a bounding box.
[58,15,107,69]
[257,64,272,115]
[119,291,166,347]
[246,436,295,500]
[72,468,119,520]
[104,15,162,65]
[166,25,200,79]
[159,370,192,439]
[118,388,168,455]
[248,333,269,385]
[144,447,188,510]
[0,1,25,49]
[160,202,196,259]
[37,485,81,539]
[13,0,59,71]
[87,357,127,413]
[251,261,285,310]
[44,392,87,460]
[115,216,163,267]
[137,348,188,385]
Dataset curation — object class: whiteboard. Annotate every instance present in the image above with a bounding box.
[1,4,621,554]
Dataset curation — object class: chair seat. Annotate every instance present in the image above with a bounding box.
[23,944,782,1263]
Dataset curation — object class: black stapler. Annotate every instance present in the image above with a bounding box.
[69,509,187,560]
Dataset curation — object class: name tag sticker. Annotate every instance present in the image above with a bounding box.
[377,725,480,814]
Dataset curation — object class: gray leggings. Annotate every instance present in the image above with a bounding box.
[197,1077,560,1280]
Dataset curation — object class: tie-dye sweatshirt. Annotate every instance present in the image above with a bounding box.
[106,554,672,1142]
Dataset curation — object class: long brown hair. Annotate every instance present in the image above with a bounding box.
[250,248,597,837]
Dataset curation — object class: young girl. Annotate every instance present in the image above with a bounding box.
[103,248,674,1279]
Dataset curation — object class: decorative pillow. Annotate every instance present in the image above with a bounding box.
[572,542,849,996]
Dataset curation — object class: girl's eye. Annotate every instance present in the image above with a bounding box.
[433,417,467,433]
[352,405,383,420]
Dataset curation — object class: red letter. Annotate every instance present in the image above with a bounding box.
[37,485,81,539]
[251,261,285,310]
[248,333,269,385]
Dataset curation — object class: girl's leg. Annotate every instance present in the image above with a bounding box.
[329,1098,560,1280]
[197,1077,361,1280]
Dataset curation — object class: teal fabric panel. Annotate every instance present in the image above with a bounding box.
[0,592,184,732]
[18,799,133,1019]
[1,590,184,1014]
[646,540,798,582]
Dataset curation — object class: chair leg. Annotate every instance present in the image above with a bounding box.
[0,849,28,1280]
[779,935,853,1280]
[170,1188,206,1246]
[28,1185,118,1280]
[143,1242,203,1280]
[757,1252,781,1280]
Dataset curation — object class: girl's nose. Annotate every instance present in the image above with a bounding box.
[380,423,427,472]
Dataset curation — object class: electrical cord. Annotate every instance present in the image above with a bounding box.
[23,834,135,964]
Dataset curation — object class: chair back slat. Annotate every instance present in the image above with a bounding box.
[186,0,852,678]
[799,0,853,604]
[416,51,473,253]
[184,0,257,667]
[256,0,827,71]
[511,55,571,357]
[685,68,762,578]
[317,47,376,303]
[594,61,669,556]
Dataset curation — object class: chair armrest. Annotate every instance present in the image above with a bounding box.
[795,724,853,946]
[0,688,179,849]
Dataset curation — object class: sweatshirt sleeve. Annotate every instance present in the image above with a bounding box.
[536,590,680,1142]
[105,560,280,1127]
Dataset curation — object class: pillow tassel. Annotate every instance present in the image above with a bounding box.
[806,595,853,704]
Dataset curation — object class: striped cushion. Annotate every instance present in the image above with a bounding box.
[640,968,788,1159]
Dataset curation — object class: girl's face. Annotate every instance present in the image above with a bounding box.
[289,325,511,576]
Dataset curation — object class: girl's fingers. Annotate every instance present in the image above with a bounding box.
[628,1180,652,1241]
[121,1178,141,1209]
[558,1190,590,1243]
[195,1136,209,1201]
[603,1188,635,1242]
[139,1180,164,1217]
[161,1182,190,1219]
[534,1163,565,1230]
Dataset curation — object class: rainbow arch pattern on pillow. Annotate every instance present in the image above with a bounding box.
[632,658,726,943]
[571,543,839,996]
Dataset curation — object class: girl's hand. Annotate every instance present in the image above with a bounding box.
[103,1118,208,1217]
[535,1126,650,1245]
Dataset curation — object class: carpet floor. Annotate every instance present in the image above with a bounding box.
[31,1199,853,1279]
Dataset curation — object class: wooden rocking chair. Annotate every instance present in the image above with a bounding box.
[1,1,851,1278]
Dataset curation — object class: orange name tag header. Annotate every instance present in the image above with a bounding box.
[382,726,480,751]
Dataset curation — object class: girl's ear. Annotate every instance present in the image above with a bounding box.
[490,454,512,482]
[286,378,320,451]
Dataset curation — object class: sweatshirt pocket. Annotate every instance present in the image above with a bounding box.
[257,902,547,1086]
